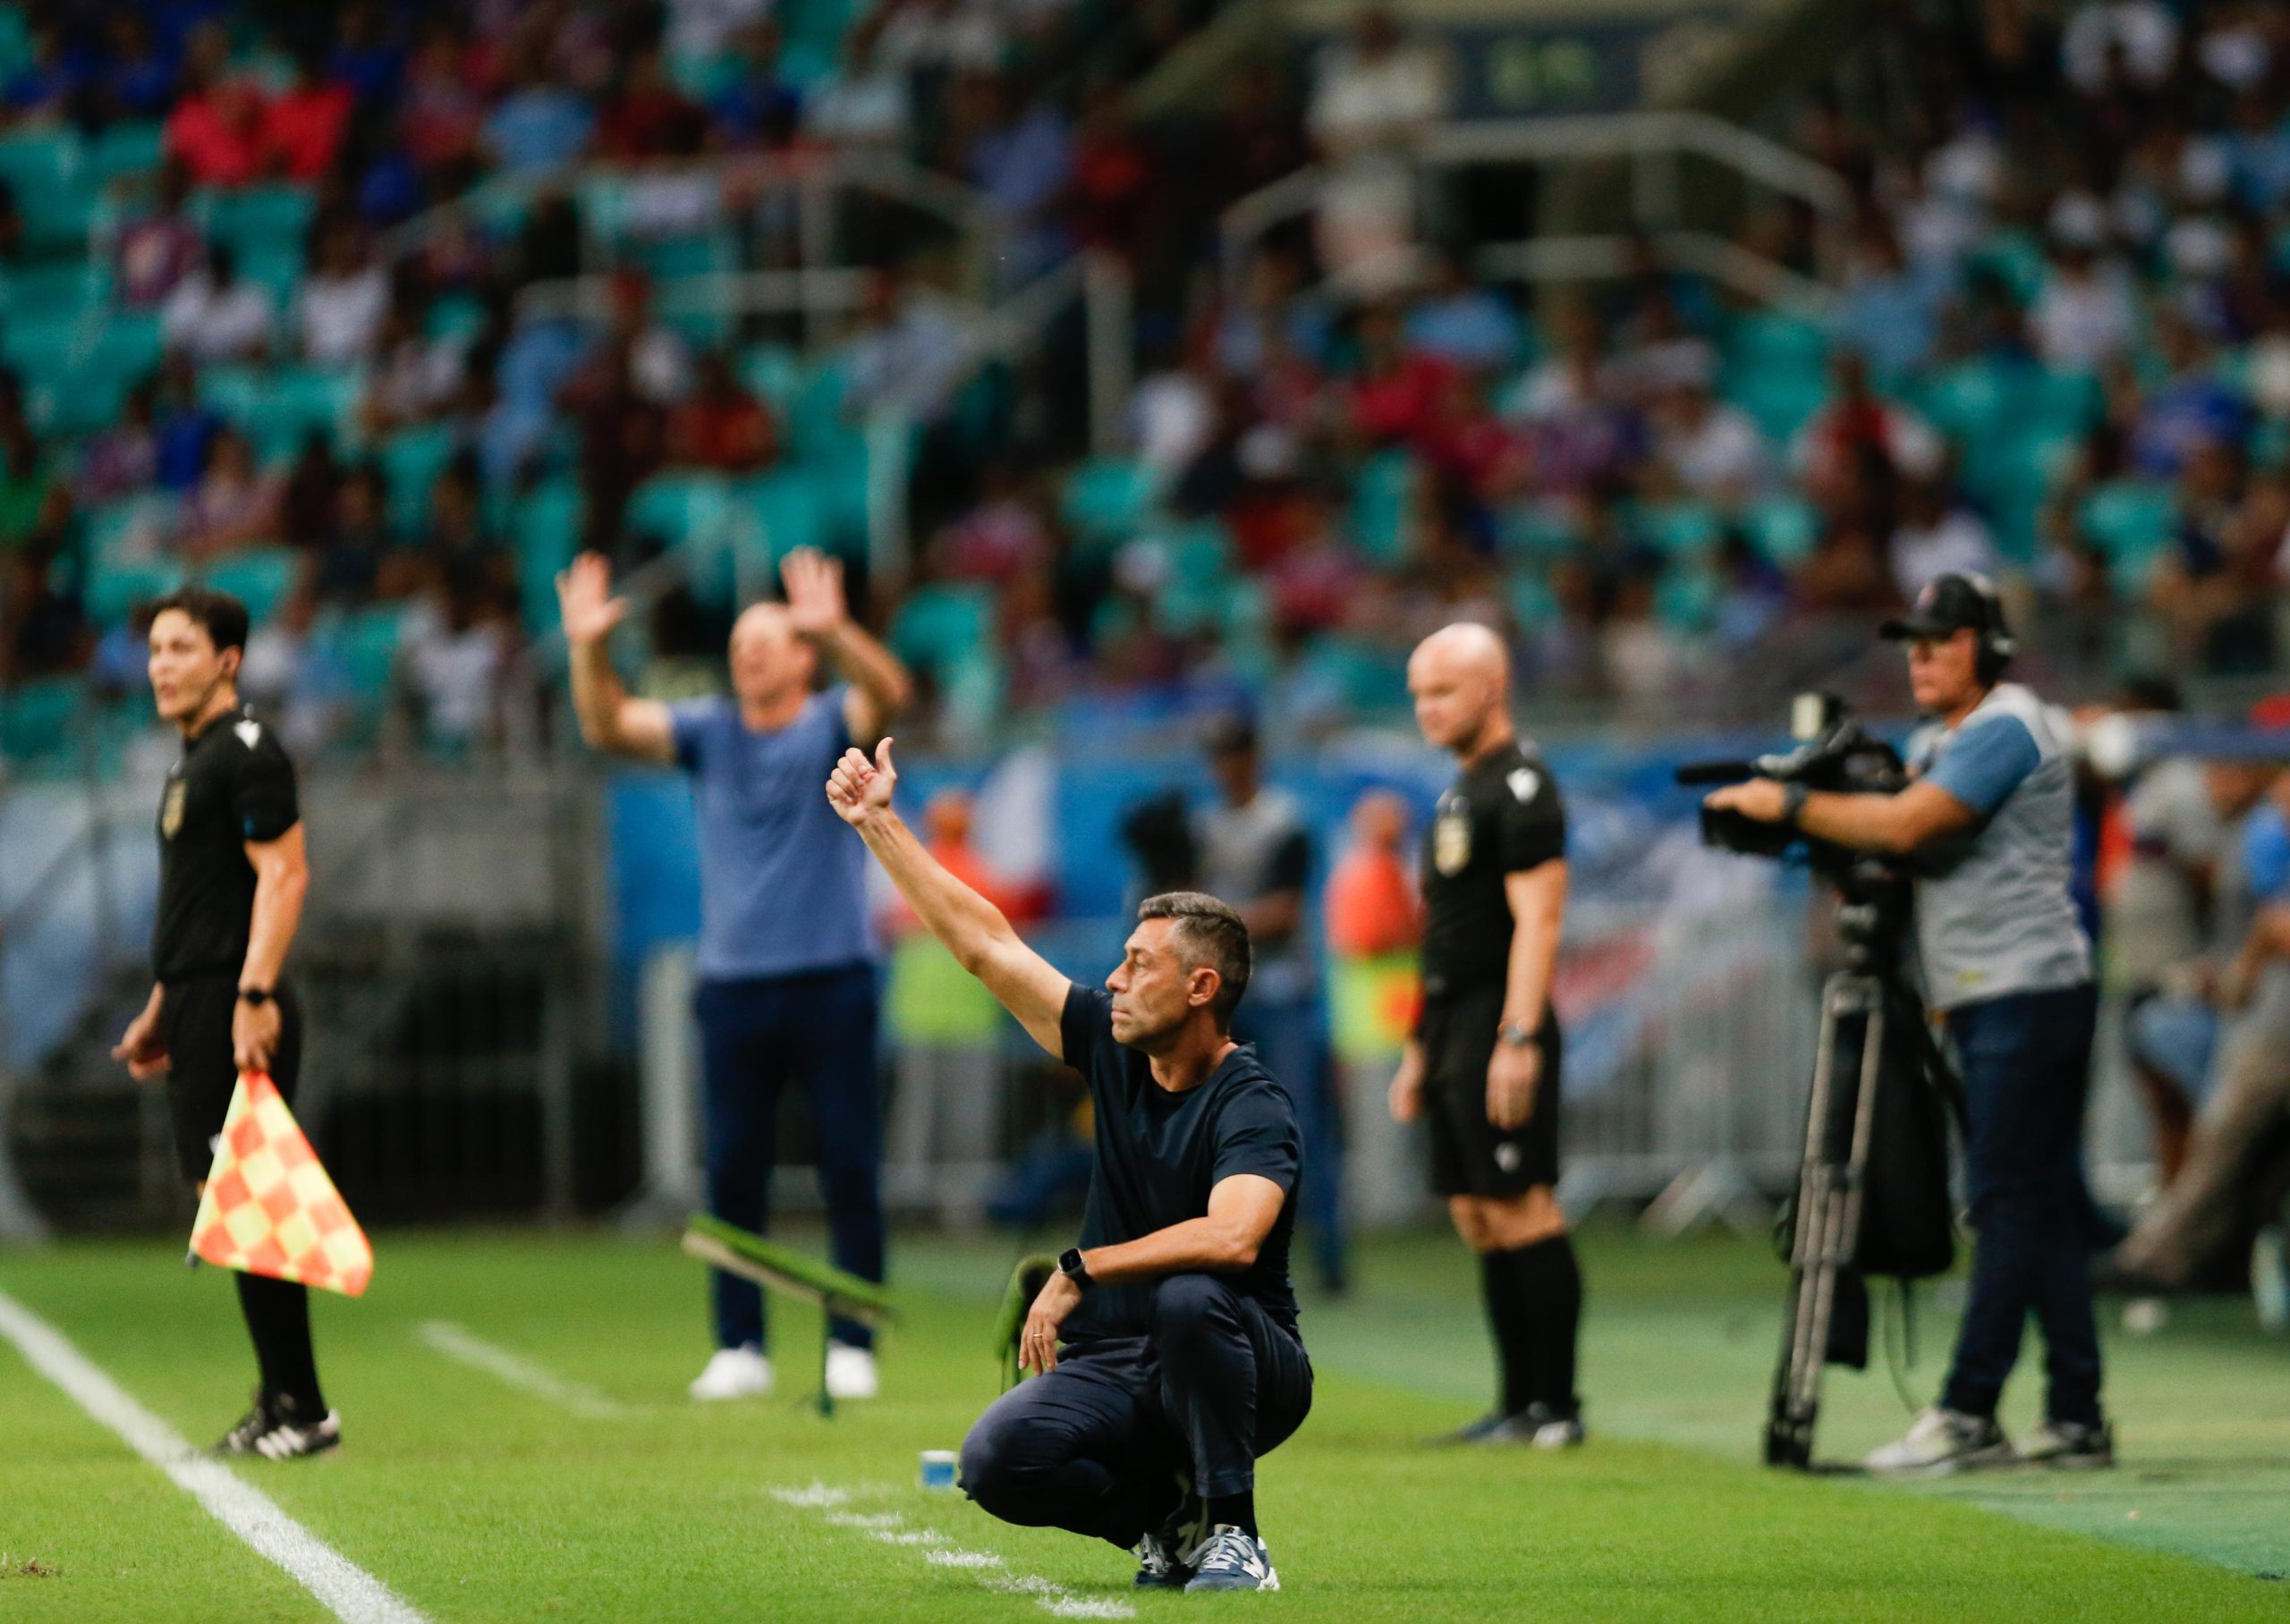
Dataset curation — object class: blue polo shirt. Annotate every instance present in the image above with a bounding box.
[670,687,878,982]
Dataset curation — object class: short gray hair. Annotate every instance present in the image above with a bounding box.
[1137,891,1251,1031]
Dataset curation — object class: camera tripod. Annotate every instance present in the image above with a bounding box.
[1765,871,1917,1470]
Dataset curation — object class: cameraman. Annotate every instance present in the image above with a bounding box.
[1704,574,2109,1474]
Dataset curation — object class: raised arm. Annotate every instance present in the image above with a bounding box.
[825,738,1069,1053]
[783,547,912,744]
[556,553,676,765]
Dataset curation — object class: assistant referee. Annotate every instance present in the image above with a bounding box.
[1391,622,1583,1446]
[111,585,335,1460]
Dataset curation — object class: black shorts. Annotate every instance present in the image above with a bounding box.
[1420,982,1561,1199]
[159,974,302,1184]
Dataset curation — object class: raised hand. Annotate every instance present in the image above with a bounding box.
[556,553,628,647]
[781,547,847,638]
[825,738,898,827]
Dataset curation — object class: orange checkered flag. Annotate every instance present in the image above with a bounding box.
[189,1071,373,1298]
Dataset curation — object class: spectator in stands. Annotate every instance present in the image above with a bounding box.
[708,21,802,151]
[295,222,391,365]
[2062,0,2182,97]
[360,294,469,437]
[1836,224,1945,379]
[78,379,160,505]
[0,179,20,266]
[1649,364,1770,508]
[595,44,707,165]
[397,20,492,178]
[1347,301,1458,449]
[310,462,401,606]
[0,18,78,129]
[2130,313,2251,479]
[1889,475,1999,600]
[0,420,55,552]
[840,264,970,425]
[562,338,666,556]
[402,559,516,749]
[152,353,223,493]
[1404,250,1523,375]
[163,29,267,188]
[666,351,779,474]
[329,0,408,110]
[485,41,596,176]
[2031,238,2141,371]
[1063,83,1154,263]
[958,71,1073,285]
[1790,350,1939,512]
[174,426,280,562]
[114,163,204,309]
[807,13,910,152]
[261,43,355,182]
[93,12,174,123]
[278,434,344,553]
[161,244,278,363]
[1308,4,1446,293]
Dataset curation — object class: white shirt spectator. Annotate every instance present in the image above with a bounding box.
[666,0,770,61]
[2030,259,2139,369]
[297,263,390,364]
[161,270,276,362]
[2063,1,2180,94]
[1658,397,1770,500]
[1129,367,1217,485]
[1890,505,1998,599]
[402,599,508,744]
[1308,39,1446,156]
[808,64,910,147]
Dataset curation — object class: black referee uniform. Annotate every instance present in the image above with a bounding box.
[155,706,324,1423]
[1418,739,1582,1429]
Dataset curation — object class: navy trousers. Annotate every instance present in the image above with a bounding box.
[959,1274,1313,1547]
[1939,982,2106,1427]
[695,963,886,1351]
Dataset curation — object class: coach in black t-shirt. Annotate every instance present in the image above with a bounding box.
[827,740,1309,1595]
[110,586,338,1461]
[1391,622,1584,1446]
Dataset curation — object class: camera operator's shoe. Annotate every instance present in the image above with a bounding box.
[1183,1527,1279,1593]
[2020,1417,2114,1469]
[1865,1407,2016,1476]
[1428,1408,1530,1445]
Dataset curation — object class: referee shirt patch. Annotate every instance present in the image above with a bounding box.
[1507,767,1541,804]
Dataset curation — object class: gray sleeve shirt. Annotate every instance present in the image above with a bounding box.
[1907,683,2093,1010]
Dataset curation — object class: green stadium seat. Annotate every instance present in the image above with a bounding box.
[1347,448,1417,564]
[5,313,158,435]
[515,483,584,637]
[1061,456,1155,549]
[0,260,107,322]
[741,346,803,412]
[428,293,488,343]
[202,365,360,462]
[200,184,314,257]
[1506,566,1556,631]
[198,546,301,625]
[1151,520,1237,633]
[330,603,407,696]
[1499,504,1579,562]
[378,425,461,532]
[1725,310,1829,379]
[1747,495,1819,566]
[0,128,89,254]
[1638,500,1720,558]
[1655,563,1717,632]
[888,581,995,673]
[2079,479,2179,583]
[748,467,831,562]
[0,672,85,764]
[238,243,305,309]
[83,122,165,187]
[83,553,182,627]
[1731,369,1829,444]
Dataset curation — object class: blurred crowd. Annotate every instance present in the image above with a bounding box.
[3,0,2290,753]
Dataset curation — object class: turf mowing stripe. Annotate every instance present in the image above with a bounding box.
[0,1286,429,1624]
[416,1320,631,1418]
[771,1483,1137,1620]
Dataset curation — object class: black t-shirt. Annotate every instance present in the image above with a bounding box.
[1058,985,1302,1342]
[152,708,301,985]
[1419,740,1567,994]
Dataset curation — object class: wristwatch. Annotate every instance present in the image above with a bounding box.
[1057,1247,1094,1293]
[1498,1020,1539,1048]
[1780,782,1810,828]
[236,986,274,1007]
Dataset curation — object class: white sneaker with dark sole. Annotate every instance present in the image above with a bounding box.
[1865,1407,2017,1476]
[2019,1417,2114,1469]
[1183,1527,1279,1593]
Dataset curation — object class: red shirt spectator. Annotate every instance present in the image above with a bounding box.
[165,76,268,188]
[1327,791,1421,957]
[665,356,778,473]
[262,63,355,180]
[594,47,707,164]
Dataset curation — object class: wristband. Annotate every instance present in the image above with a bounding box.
[1781,782,1810,828]
[237,986,274,1007]
[1058,1247,1094,1293]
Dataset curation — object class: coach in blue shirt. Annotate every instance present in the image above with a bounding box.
[559,548,912,1404]
[1707,573,2110,1474]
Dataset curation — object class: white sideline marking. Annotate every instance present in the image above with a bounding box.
[417,1320,630,1418]
[0,1287,428,1624]
[771,1484,1135,1620]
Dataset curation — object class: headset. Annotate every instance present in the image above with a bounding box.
[1959,571,2017,686]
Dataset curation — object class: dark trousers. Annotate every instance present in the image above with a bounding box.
[960,1274,1313,1547]
[1233,995,1347,1283]
[696,963,886,1351]
[1940,982,2105,1427]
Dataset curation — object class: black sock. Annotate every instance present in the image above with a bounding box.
[1204,1490,1256,1539]
[1479,1249,1535,1416]
[1510,1233,1582,1417]
[234,1273,325,1417]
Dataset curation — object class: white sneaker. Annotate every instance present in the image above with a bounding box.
[690,1345,773,1401]
[1865,1407,2016,1476]
[825,1343,878,1400]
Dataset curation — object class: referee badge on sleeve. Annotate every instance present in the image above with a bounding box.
[160,779,185,839]
[1434,807,1472,875]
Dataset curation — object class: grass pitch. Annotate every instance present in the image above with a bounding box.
[1,1226,2286,1622]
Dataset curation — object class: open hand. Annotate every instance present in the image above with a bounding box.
[556,553,628,647]
[782,547,847,638]
[1486,1040,1540,1132]
[825,738,898,827]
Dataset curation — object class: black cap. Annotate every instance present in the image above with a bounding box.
[1879,572,2012,645]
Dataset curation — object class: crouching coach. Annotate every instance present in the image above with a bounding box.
[825,739,1310,1593]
